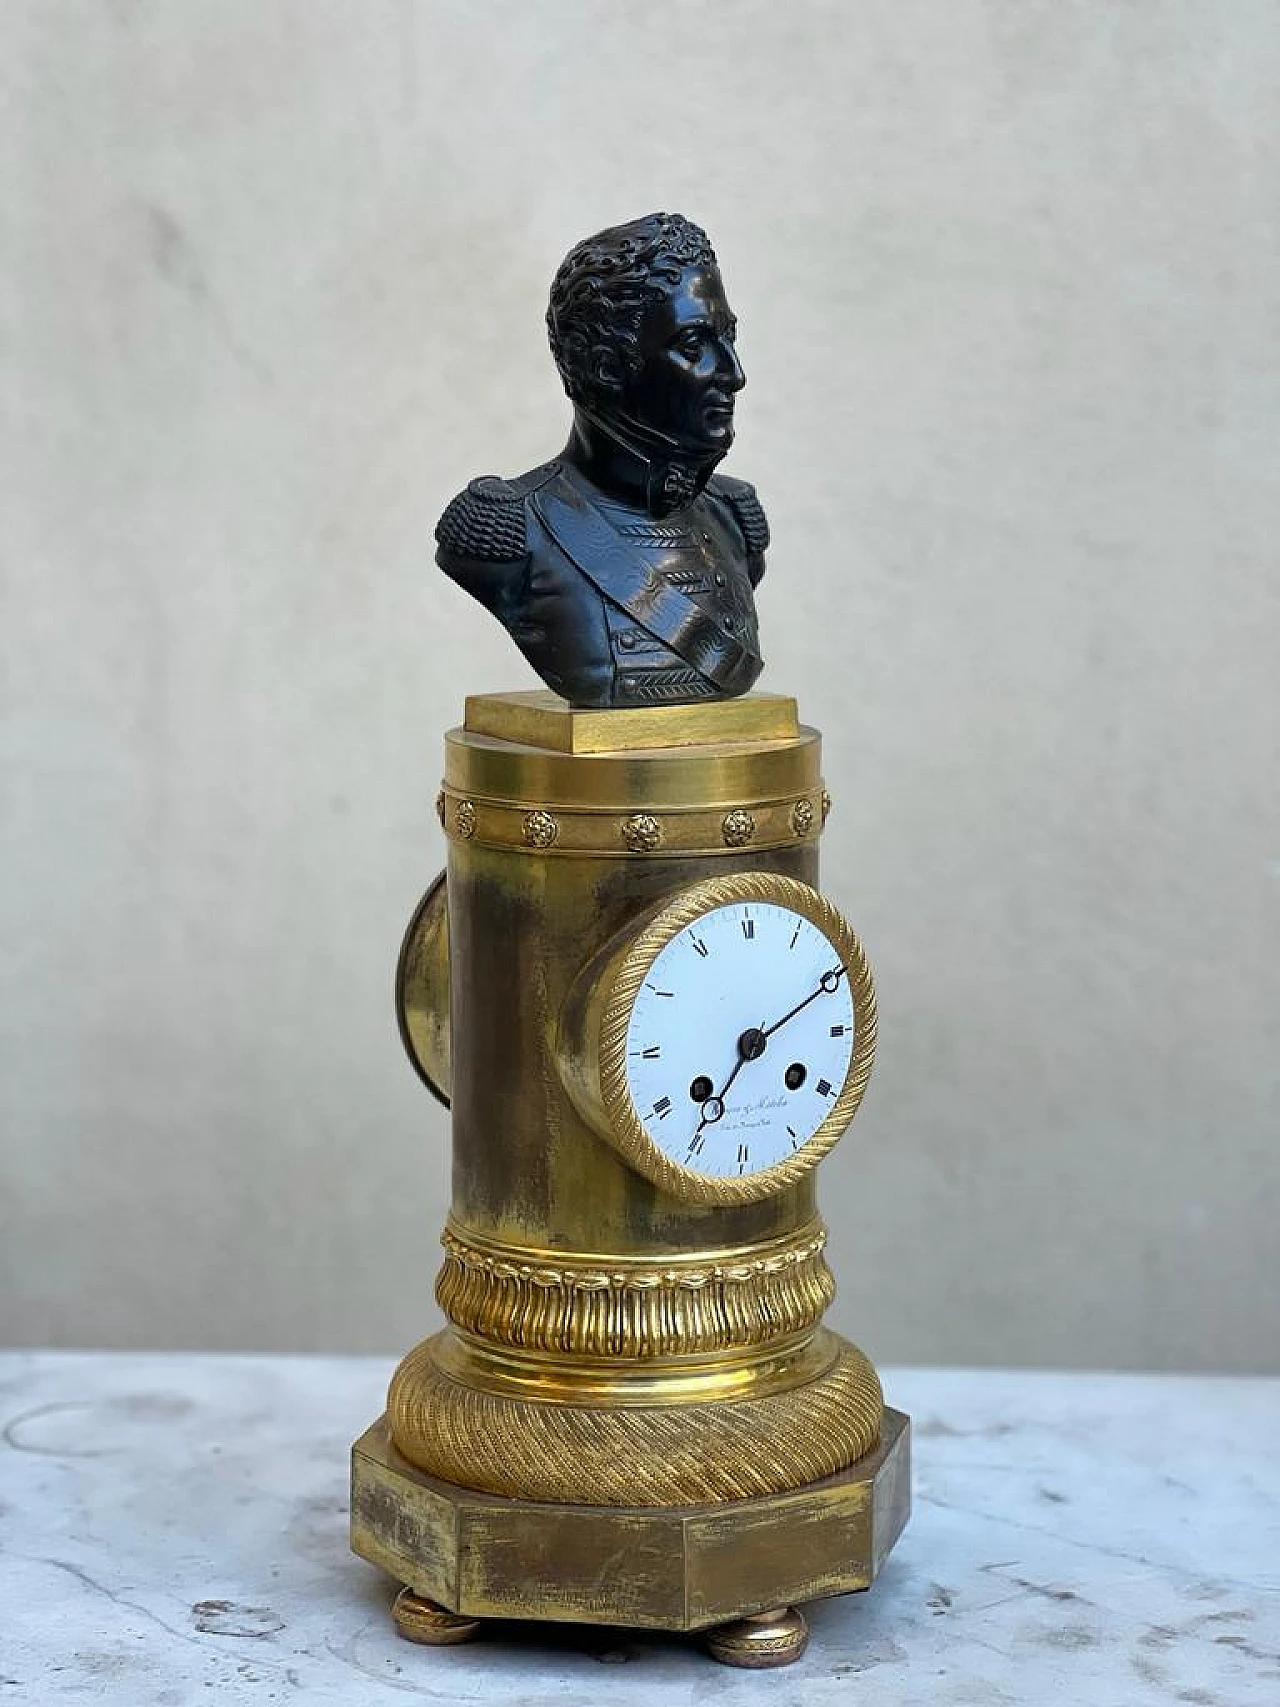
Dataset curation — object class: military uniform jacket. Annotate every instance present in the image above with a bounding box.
[435,459,768,708]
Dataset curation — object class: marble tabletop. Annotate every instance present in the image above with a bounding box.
[1,1352,1277,1703]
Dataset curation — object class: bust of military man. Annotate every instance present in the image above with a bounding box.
[435,213,768,708]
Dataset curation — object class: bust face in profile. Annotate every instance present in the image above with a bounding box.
[546,217,747,509]
[436,214,770,709]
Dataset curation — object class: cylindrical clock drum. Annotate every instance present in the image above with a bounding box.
[351,691,911,1663]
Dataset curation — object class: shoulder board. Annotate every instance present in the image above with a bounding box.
[435,476,527,563]
[707,474,770,556]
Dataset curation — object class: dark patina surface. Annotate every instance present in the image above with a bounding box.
[436,214,768,708]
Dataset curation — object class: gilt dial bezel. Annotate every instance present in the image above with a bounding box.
[598,871,877,1206]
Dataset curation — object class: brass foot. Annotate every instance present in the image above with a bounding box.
[706,1605,809,1668]
[392,1588,482,1646]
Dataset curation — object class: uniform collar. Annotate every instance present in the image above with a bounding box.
[566,409,722,520]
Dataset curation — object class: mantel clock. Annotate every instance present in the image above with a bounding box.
[350,214,910,1670]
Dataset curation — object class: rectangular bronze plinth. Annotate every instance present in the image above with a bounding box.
[350,1408,910,1632]
[463,689,801,754]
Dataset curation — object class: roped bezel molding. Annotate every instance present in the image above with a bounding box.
[597,872,877,1207]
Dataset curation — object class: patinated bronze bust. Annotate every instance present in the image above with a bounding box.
[436,213,768,707]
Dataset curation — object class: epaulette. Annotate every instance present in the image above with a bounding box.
[435,476,527,563]
[708,474,770,556]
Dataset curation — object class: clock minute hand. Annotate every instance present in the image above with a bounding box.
[760,965,847,1041]
[699,969,848,1140]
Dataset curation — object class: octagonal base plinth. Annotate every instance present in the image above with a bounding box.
[351,1406,909,1635]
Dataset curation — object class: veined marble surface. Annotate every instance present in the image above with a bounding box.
[1,1353,1277,1704]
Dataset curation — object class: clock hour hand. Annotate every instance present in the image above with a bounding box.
[760,965,847,1041]
[695,1023,767,1134]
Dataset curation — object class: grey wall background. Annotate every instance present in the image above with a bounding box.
[3,2,1277,1371]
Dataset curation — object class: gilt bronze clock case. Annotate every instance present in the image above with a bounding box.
[350,689,910,1668]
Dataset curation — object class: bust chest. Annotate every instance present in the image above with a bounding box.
[593,496,759,700]
[511,471,763,706]
[599,495,749,611]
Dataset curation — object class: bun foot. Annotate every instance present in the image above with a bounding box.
[706,1605,809,1668]
[392,1588,482,1646]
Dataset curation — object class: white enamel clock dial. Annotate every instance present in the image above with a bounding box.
[624,900,857,1183]
[575,871,877,1206]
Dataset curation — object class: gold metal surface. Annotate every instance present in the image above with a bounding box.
[350,1407,911,1631]
[440,735,824,1259]
[394,873,450,1106]
[722,807,756,846]
[357,692,907,1632]
[445,721,822,817]
[464,689,800,753]
[559,871,878,1208]
[434,1218,833,1358]
[705,1607,810,1668]
[427,1322,839,1407]
[522,808,559,847]
[386,1328,882,1505]
[392,1590,481,1646]
[438,785,823,856]
[621,811,664,851]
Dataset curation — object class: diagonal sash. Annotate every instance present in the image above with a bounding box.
[531,473,762,695]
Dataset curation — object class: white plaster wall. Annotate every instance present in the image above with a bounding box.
[2,1,1277,1369]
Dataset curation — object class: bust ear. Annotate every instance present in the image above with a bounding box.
[590,346,625,394]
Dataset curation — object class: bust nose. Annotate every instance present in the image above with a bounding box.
[720,340,746,392]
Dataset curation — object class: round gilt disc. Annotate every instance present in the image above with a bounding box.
[706,1606,810,1669]
[392,1588,482,1646]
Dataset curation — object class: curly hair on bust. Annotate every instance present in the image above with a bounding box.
[546,212,718,406]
